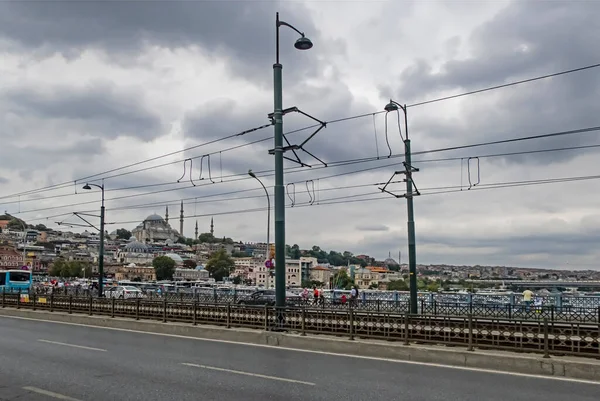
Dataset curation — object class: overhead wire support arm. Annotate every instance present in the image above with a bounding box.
[268,106,328,167]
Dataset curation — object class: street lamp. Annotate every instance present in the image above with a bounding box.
[248,169,271,288]
[273,12,313,309]
[82,183,105,297]
[383,100,418,314]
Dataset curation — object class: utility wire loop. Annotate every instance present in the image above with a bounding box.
[286,183,296,207]
[305,180,316,205]
[467,157,481,190]
[177,158,194,185]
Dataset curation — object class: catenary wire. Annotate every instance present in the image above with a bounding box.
[5,61,599,202]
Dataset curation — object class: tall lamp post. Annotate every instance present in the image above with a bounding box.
[82,183,105,297]
[273,12,313,308]
[248,170,271,288]
[383,100,418,314]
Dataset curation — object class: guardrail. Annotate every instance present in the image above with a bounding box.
[33,286,600,309]
[3,292,599,359]
[27,288,600,323]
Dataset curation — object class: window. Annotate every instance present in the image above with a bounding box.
[9,271,30,282]
[0,272,6,286]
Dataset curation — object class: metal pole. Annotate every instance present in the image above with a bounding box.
[273,12,286,309]
[250,173,271,289]
[403,105,418,314]
[98,188,105,298]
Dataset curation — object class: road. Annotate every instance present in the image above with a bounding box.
[0,316,597,401]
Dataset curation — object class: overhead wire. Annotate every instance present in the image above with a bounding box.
[5,123,600,212]
[406,62,600,108]
[5,61,599,203]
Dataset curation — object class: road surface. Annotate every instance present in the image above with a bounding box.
[0,315,597,401]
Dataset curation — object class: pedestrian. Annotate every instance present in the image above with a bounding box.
[523,288,534,311]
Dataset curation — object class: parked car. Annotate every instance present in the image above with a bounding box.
[237,290,302,306]
[104,286,145,299]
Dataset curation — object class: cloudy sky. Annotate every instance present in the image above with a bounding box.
[1,0,599,270]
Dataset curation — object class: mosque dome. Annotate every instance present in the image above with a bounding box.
[164,253,184,264]
[124,241,149,253]
[145,214,165,222]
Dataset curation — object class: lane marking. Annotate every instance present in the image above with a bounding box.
[3,315,599,385]
[37,339,107,352]
[182,362,315,385]
[23,386,83,401]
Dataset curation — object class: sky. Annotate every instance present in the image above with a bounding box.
[1,0,599,270]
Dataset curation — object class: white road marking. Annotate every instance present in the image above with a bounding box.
[3,315,599,385]
[182,362,315,385]
[23,386,83,400]
[37,339,107,352]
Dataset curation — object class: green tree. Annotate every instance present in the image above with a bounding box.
[387,280,409,291]
[205,248,235,282]
[115,228,132,240]
[198,232,216,243]
[426,282,440,292]
[231,276,242,285]
[331,269,354,290]
[49,259,92,278]
[153,256,176,280]
[34,224,48,231]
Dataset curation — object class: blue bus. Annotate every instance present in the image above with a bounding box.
[0,270,33,293]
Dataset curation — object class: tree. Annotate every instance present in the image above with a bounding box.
[34,224,48,232]
[231,276,242,285]
[205,248,235,282]
[116,228,132,240]
[331,269,354,290]
[176,237,186,244]
[153,256,176,280]
[198,232,216,243]
[387,280,409,291]
[49,259,92,278]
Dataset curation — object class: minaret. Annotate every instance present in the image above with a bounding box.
[210,217,214,236]
[194,220,198,240]
[165,205,169,224]
[179,200,184,237]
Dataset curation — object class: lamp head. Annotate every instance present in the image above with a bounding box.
[384,100,399,112]
[82,184,92,190]
[248,169,256,179]
[294,36,313,50]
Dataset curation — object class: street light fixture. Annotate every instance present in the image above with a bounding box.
[272,12,313,310]
[82,182,105,297]
[383,99,418,314]
[248,169,271,289]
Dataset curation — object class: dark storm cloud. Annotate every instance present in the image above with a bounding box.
[0,0,321,82]
[382,1,600,166]
[182,74,386,185]
[1,82,163,141]
[0,137,106,171]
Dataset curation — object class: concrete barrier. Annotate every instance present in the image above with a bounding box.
[1,307,599,382]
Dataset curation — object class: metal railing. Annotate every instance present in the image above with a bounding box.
[27,288,600,323]
[2,292,599,359]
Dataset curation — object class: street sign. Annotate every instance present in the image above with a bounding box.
[265,259,273,268]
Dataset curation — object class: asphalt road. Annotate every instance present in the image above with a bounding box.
[0,316,598,401]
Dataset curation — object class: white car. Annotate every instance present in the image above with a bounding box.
[105,286,144,299]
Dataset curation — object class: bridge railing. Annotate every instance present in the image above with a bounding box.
[3,292,599,359]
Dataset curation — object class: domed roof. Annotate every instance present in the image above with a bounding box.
[384,258,398,265]
[124,241,149,252]
[195,264,205,271]
[164,253,183,263]
[145,214,164,222]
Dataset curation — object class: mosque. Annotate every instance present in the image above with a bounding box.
[130,200,214,243]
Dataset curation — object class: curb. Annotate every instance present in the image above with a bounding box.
[1,308,599,382]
